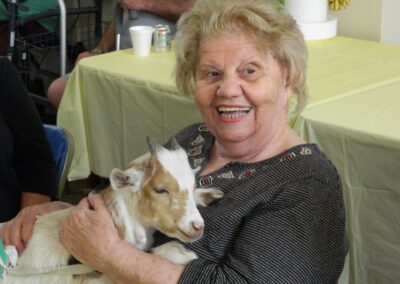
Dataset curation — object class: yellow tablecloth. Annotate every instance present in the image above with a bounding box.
[58,36,400,284]
[293,81,400,283]
[58,48,201,180]
[306,37,400,106]
[59,37,400,181]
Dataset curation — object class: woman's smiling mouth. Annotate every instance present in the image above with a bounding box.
[217,106,252,119]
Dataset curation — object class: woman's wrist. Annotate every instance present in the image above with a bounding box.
[98,240,139,282]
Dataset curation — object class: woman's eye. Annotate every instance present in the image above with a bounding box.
[154,187,169,194]
[207,70,220,78]
[244,68,256,76]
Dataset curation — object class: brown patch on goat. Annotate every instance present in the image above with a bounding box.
[137,156,188,237]
[98,155,192,244]
[100,185,127,240]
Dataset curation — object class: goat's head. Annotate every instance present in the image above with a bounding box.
[109,137,204,242]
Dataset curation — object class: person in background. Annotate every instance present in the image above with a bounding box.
[47,0,195,109]
[1,0,348,282]
[0,58,68,225]
[0,0,59,55]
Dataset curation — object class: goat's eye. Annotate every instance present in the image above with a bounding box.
[153,187,169,194]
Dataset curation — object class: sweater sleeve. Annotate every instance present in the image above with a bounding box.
[0,59,58,198]
[179,179,348,284]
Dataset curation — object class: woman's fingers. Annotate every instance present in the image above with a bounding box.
[20,210,37,245]
[87,193,107,213]
[3,217,25,254]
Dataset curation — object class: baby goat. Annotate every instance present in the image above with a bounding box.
[1,138,223,284]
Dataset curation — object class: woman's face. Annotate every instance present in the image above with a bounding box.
[195,34,292,146]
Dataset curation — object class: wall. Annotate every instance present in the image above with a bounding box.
[332,0,400,44]
[332,0,382,42]
[381,0,400,44]
[99,0,400,44]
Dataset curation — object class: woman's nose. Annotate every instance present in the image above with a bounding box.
[216,75,242,98]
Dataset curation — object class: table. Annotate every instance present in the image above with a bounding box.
[58,37,400,181]
[293,81,400,283]
[291,37,400,284]
[58,37,400,282]
[58,48,201,180]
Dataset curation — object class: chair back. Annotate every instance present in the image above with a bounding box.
[43,124,74,199]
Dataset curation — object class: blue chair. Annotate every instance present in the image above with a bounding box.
[43,124,74,199]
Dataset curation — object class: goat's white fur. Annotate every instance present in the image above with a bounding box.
[1,139,223,284]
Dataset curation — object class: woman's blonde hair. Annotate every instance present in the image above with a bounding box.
[174,0,308,112]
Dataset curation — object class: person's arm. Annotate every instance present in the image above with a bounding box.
[20,192,51,209]
[0,60,58,200]
[119,0,195,21]
[0,59,57,216]
[58,194,185,283]
[0,59,68,253]
[94,21,116,54]
[0,201,72,253]
[75,21,116,63]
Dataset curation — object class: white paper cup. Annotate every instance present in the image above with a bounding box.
[129,26,154,56]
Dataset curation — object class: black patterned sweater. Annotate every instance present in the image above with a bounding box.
[154,123,348,284]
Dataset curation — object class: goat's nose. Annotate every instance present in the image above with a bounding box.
[192,220,204,233]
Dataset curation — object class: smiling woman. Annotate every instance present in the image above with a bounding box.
[0,0,348,283]
[195,36,293,161]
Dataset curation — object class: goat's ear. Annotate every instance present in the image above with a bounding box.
[169,137,181,150]
[194,187,224,207]
[147,136,162,155]
[110,168,144,192]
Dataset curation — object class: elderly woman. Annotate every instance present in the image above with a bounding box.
[0,0,348,282]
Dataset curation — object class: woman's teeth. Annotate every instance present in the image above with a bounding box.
[217,107,251,119]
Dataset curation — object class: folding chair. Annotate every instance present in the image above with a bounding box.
[43,124,74,199]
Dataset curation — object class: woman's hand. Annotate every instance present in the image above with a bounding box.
[75,51,95,64]
[58,193,122,272]
[59,194,186,283]
[0,201,71,254]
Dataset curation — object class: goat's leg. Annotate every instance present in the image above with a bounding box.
[152,241,198,265]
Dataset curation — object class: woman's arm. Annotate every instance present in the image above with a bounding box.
[20,192,51,209]
[119,0,195,21]
[59,194,186,283]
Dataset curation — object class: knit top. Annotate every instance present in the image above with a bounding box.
[155,122,348,284]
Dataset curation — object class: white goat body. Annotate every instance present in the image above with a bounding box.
[1,138,223,284]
